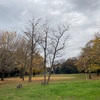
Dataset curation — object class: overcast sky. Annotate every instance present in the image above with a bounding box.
[0,0,100,60]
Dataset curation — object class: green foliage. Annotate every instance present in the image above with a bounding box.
[53,58,79,74]
[61,58,78,74]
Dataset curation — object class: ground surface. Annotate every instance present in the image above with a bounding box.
[0,74,100,100]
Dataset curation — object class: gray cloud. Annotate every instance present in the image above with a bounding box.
[70,0,100,13]
[0,0,100,59]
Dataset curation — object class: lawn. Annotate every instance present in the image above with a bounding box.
[0,74,100,100]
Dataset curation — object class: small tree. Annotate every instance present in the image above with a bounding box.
[15,38,29,81]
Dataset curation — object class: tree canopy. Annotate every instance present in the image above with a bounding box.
[76,33,100,77]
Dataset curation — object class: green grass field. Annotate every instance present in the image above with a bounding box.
[0,74,100,100]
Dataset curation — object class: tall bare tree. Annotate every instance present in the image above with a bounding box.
[40,22,70,84]
[24,17,41,82]
[47,24,69,84]
[39,21,50,84]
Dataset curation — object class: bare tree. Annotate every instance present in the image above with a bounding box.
[39,21,50,84]
[40,22,70,84]
[24,17,42,82]
[47,24,69,84]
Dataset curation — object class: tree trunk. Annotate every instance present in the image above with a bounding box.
[22,67,25,81]
[47,73,51,84]
[1,71,5,81]
[97,72,100,76]
[22,75,24,81]
[88,72,91,79]
[47,68,52,84]
[97,70,100,76]
[43,65,47,85]
[20,67,24,81]
[28,43,33,82]
[28,67,32,82]
[88,65,92,79]
[44,71,46,84]
[43,31,47,85]
[43,60,47,85]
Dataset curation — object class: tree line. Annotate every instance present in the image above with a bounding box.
[0,17,70,84]
[1,16,100,83]
[0,31,44,80]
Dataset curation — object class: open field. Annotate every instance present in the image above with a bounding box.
[0,74,100,100]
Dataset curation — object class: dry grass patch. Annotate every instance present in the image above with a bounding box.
[0,74,100,85]
[0,74,76,85]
